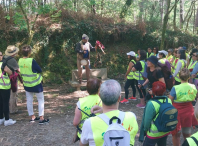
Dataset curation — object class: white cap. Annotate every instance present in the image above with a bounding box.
[127,51,136,56]
[82,34,89,40]
[158,50,168,56]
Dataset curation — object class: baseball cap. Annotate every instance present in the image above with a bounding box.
[126,51,136,56]
[158,50,168,56]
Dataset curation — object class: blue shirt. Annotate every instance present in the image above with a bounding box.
[170,87,176,100]
[24,59,43,93]
[191,62,198,75]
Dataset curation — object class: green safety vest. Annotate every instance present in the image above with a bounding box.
[186,131,198,146]
[18,58,43,87]
[188,60,197,70]
[174,83,197,103]
[166,55,173,62]
[159,58,166,64]
[90,110,138,146]
[171,58,178,74]
[0,62,11,89]
[133,61,145,81]
[147,52,154,58]
[147,98,172,138]
[127,60,136,79]
[77,94,102,138]
[173,59,185,82]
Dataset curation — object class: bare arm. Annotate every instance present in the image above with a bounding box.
[79,141,89,146]
[169,95,174,103]
[159,77,165,84]
[73,106,82,126]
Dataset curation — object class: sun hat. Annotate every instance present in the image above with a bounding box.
[5,45,19,56]
[126,51,136,57]
[81,59,88,65]
[147,56,158,66]
[82,34,89,40]
[158,50,168,56]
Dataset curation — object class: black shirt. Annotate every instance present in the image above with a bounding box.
[147,68,163,88]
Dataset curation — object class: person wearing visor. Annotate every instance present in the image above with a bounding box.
[75,34,96,84]
[158,50,168,64]
[121,51,137,103]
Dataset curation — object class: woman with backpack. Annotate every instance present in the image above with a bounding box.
[120,51,137,103]
[173,49,187,85]
[182,101,198,146]
[132,50,147,108]
[169,68,198,146]
[139,81,173,146]
[0,46,19,126]
[138,56,165,101]
[19,45,49,124]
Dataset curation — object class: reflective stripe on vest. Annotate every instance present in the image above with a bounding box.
[0,62,11,89]
[171,58,178,74]
[90,110,138,146]
[127,60,136,79]
[173,60,185,82]
[77,94,102,138]
[188,60,197,70]
[174,83,197,103]
[186,131,198,146]
[147,98,172,138]
[18,58,43,87]
[133,61,145,81]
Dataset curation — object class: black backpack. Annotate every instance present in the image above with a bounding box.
[1,56,14,73]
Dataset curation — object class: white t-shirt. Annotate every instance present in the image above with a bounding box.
[80,111,137,146]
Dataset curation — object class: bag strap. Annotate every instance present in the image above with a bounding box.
[98,111,125,125]
[191,137,198,145]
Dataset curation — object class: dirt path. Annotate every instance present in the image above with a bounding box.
[0,83,196,146]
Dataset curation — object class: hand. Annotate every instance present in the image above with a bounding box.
[91,105,103,114]
[148,90,153,95]
[192,74,196,78]
[84,50,87,54]
[138,84,142,89]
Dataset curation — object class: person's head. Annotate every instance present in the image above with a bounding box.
[22,45,32,57]
[137,49,140,55]
[177,49,186,60]
[126,51,136,61]
[99,80,121,106]
[191,52,198,61]
[158,50,168,59]
[82,34,89,43]
[139,50,147,60]
[147,56,158,68]
[148,48,152,53]
[87,78,102,95]
[190,48,198,58]
[173,48,178,57]
[179,68,190,82]
[152,81,166,96]
[0,51,2,61]
[168,48,173,55]
[153,47,158,54]
[5,45,19,57]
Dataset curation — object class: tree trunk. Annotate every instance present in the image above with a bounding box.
[160,0,164,24]
[120,0,133,19]
[173,0,177,30]
[160,0,179,50]
[139,1,144,22]
[195,7,198,34]
[180,0,184,29]
[101,0,104,15]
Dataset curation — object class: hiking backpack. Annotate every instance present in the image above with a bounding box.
[157,62,174,90]
[98,111,130,146]
[1,56,14,74]
[151,97,178,132]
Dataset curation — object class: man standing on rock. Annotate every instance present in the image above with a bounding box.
[75,34,96,84]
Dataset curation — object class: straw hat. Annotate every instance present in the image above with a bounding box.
[5,45,19,56]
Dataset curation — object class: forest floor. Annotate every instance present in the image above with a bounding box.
[0,81,197,146]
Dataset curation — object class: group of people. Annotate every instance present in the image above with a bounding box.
[0,45,49,126]
[73,45,198,146]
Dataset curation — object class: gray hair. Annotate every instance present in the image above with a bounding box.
[99,80,121,106]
